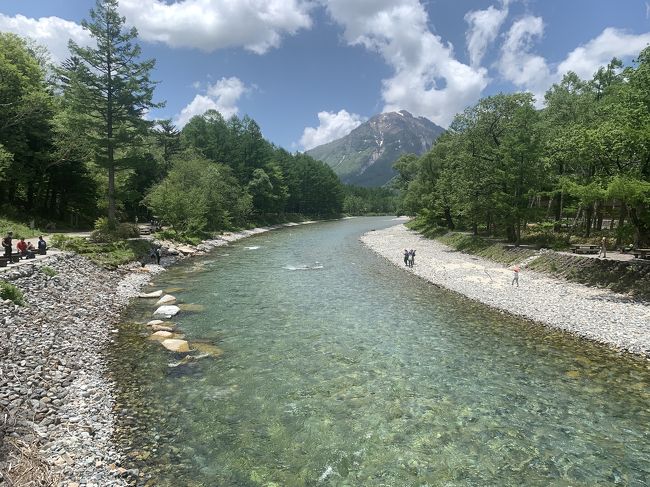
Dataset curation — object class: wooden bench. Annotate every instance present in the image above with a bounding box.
[571,245,600,255]
[633,249,650,260]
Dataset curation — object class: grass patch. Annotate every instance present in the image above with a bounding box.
[436,233,535,265]
[40,266,57,277]
[154,229,205,245]
[0,218,42,239]
[0,281,25,305]
[50,235,152,269]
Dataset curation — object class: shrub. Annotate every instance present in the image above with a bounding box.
[41,266,57,277]
[0,281,25,306]
[90,218,140,242]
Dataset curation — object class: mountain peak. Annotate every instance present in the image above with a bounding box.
[306,111,444,187]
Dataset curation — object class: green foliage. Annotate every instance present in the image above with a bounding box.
[0,218,41,239]
[40,266,57,277]
[51,234,151,269]
[61,0,162,224]
[154,229,204,245]
[399,49,650,246]
[342,185,397,215]
[144,153,250,233]
[0,281,25,306]
[90,217,140,242]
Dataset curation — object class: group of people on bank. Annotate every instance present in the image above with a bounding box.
[1,232,47,261]
[403,249,416,267]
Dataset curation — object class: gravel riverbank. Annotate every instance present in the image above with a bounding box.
[362,224,650,357]
[0,221,315,486]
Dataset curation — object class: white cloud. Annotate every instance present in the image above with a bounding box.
[0,14,92,62]
[558,28,650,80]
[175,77,248,127]
[464,1,510,67]
[300,110,366,150]
[322,0,488,128]
[119,0,312,54]
[498,15,552,100]
[499,18,650,103]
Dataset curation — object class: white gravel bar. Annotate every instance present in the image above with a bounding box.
[362,224,650,356]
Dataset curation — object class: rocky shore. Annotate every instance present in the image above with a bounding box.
[0,222,313,486]
[362,224,650,357]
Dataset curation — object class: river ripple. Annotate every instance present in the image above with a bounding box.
[109,217,650,486]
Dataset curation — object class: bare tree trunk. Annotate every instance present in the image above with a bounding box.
[615,203,627,246]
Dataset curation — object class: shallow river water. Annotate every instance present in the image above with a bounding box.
[110,217,650,486]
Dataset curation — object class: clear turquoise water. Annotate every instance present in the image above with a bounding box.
[110,217,650,486]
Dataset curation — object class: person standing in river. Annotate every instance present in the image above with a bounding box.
[404,249,409,266]
[409,249,416,267]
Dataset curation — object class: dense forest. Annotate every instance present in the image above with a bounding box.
[395,49,650,247]
[0,0,344,237]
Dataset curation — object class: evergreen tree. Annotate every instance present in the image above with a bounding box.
[61,0,162,225]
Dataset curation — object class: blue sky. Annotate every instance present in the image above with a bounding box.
[1,0,649,151]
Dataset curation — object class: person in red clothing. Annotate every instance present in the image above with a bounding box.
[17,238,28,256]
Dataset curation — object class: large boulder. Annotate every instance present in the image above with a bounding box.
[161,339,190,353]
[153,305,180,318]
[155,294,176,306]
[139,290,163,298]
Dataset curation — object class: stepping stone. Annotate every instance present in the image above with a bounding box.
[154,294,176,306]
[139,290,163,298]
[153,305,180,318]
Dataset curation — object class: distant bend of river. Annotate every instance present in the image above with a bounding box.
[110,217,650,486]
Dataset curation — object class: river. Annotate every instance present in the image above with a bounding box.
[110,217,650,486]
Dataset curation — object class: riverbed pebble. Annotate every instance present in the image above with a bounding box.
[0,221,317,484]
[362,224,650,356]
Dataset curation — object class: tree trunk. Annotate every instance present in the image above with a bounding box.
[472,221,478,236]
[595,201,603,231]
[506,223,516,243]
[444,206,455,230]
[584,203,594,237]
[553,191,564,232]
[516,218,521,246]
[615,203,627,246]
[629,206,648,247]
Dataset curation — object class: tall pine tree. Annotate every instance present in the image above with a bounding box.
[62,0,161,224]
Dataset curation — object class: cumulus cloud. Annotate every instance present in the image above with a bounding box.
[464,1,510,67]
[300,110,366,150]
[558,28,650,80]
[498,15,551,99]
[119,0,312,54]
[499,18,650,103]
[0,13,92,62]
[175,77,248,127]
[322,0,488,128]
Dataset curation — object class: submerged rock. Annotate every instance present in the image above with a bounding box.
[179,303,205,313]
[151,323,175,332]
[155,294,176,306]
[191,342,224,358]
[161,339,190,353]
[150,330,174,340]
[146,319,165,326]
[138,290,163,298]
